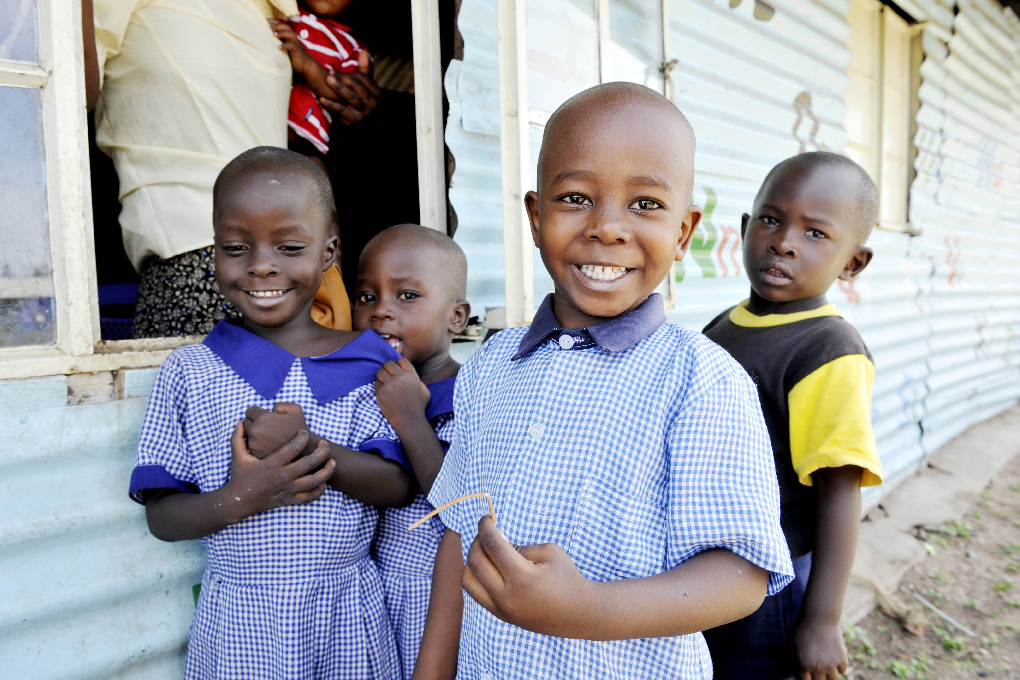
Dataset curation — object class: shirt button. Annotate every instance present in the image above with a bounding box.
[558,334,575,350]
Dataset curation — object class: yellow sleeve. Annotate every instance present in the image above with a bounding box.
[788,354,883,487]
[92,0,141,88]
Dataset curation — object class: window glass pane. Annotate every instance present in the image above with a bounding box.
[0,0,40,64]
[606,0,665,93]
[526,0,600,116]
[0,85,54,347]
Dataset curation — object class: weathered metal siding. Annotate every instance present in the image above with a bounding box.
[0,373,204,679]
[446,0,940,505]
[909,0,1020,457]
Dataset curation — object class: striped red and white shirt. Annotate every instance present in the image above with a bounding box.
[285,9,365,154]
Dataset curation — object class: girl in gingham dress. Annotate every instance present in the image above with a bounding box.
[128,148,415,680]
[354,225,472,679]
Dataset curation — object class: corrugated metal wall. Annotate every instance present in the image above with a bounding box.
[0,372,204,679]
[446,0,1020,506]
[909,0,1020,457]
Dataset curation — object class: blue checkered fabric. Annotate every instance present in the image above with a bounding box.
[133,339,402,680]
[373,407,455,679]
[429,323,794,680]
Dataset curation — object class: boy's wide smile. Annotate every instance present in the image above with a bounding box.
[576,263,632,283]
[243,288,295,305]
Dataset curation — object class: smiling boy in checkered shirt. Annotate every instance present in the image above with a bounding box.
[412,83,795,680]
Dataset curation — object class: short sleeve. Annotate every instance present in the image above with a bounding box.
[666,369,794,596]
[788,354,883,487]
[353,391,410,469]
[92,0,141,87]
[129,353,199,504]
[428,357,479,539]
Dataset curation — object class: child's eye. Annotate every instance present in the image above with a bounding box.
[760,216,780,227]
[218,244,247,254]
[807,229,827,239]
[397,291,420,301]
[631,198,663,211]
[279,244,306,253]
[355,293,375,304]
[559,193,592,206]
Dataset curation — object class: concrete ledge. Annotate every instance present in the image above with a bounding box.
[844,403,1020,623]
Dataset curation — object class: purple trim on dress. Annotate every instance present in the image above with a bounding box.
[425,376,456,421]
[128,464,199,504]
[360,437,410,469]
[203,321,399,403]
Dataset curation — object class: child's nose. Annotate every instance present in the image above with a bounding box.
[248,249,279,276]
[372,303,396,320]
[770,230,797,257]
[586,205,630,244]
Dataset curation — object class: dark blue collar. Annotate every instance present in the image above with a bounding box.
[512,293,666,361]
[203,321,400,403]
[425,376,456,421]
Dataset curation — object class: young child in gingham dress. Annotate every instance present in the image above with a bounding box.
[373,380,455,678]
[129,147,415,680]
[355,224,473,679]
[133,327,403,678]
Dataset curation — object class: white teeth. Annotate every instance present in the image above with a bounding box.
[247,290,286,298]
[579,264,628,282]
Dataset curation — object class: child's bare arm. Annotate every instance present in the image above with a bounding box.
[461,516,769,640]
[375,359,447,494]
[793,465,863,680]
[82,0,99,110]
[412,528,464,680]
[245,403,417,507]
[145,424,335,541]
[268,19,336,103]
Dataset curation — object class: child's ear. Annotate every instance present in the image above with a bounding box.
[838,246,873,281]
[740,213,750,240]
[323,232,339,271]
[675,205,703,261]
[448,300,472,335]
[525,191,541,248]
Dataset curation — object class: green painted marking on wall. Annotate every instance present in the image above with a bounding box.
[193,583,201,607]
[690,188,718,278]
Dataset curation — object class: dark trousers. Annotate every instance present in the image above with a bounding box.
[703,553,812,680]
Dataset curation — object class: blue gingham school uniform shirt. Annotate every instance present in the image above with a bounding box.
[129,321,404,680]
[429,294,794,680]
[372,376,457,680]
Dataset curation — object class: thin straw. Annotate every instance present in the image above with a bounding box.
[408,492,496,531]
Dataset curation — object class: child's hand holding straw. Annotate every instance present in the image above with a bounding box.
[409,492,597,638]
[462,515,597,639]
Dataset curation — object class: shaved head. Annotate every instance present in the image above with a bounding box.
[360,224,468,299]
[759,152,879,240]
[538,82,697,198]
[213,146,337,233]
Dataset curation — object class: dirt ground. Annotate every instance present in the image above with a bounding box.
[844,454,1020,679]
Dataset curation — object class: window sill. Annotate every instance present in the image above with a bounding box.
[0,335,201,381]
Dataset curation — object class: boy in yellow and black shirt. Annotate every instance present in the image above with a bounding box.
[703,152,883,680]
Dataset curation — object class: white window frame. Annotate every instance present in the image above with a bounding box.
[844,0,925,234]
[496,0,675,327]
[0,0,450,381]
